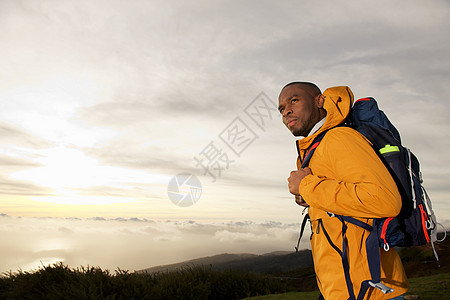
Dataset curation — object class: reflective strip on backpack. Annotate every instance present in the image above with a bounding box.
[379,144,400,154]
[422,186,445,267]
[422,186,437,241]
[407,148,416,209]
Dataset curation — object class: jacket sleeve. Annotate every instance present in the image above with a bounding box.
[299,128,402,218]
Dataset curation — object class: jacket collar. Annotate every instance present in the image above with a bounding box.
[296,86,354,151]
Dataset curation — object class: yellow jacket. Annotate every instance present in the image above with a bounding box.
[296,86,409,299]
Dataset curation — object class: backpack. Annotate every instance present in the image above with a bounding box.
[295,97,444,299]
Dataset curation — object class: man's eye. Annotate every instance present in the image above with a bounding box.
[279,108,284,114]
[291,99,298,104]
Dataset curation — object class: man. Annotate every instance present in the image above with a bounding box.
[278,82,409,299]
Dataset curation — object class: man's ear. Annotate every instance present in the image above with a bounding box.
[316,94,325,108]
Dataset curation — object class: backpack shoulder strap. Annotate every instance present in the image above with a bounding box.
[294,128,332,253]
[299,129,330,168]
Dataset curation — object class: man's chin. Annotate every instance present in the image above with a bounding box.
[290,129,303,137]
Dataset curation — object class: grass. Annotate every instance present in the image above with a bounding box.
[242,291,319,300]
[244,273,450,300]
[406,273,450,300]
[0,262,287,300]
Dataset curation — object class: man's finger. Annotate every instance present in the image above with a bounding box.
[295,195,308,207]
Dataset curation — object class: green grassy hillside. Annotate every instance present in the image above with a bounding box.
[244,273,450,300]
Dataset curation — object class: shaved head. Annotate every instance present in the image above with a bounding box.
[278,82,326,136]
[281,82,322,98]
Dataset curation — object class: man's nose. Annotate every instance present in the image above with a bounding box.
[283,105,292,117]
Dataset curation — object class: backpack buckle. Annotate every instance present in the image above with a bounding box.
[368,281,394,294]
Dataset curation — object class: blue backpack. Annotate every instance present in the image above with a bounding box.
[295,97,442,299]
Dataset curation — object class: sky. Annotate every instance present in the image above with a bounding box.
[0,0,449,273]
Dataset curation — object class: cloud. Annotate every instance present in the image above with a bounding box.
[58,226,74,234]
[0,216,302,272]
[0,175,53,196]
[214,230,259,243]
[0,121,53,149]
[0,155,40,169]
[72,185,163,200]
[82,141,193,174]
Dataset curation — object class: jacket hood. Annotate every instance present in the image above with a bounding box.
[297,86,354,149]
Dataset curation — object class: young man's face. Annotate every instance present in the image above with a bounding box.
[278,85,324,137]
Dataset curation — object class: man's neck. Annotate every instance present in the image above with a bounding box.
[297,117,326,140]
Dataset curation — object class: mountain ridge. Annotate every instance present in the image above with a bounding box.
[138,249,313,274]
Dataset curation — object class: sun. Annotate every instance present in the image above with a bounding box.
[31,146,100,189]
[10,145,171,206]
[10,146,130,205]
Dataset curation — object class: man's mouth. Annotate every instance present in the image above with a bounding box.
[287,119,296,128]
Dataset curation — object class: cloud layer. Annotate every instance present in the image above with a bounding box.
[0,214,303,273]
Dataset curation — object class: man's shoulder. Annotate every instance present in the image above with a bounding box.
[325,125,360,137]
[322,125,371,147]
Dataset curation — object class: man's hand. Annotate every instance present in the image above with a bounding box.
[295,195,308,207]
[288,168,312,196]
